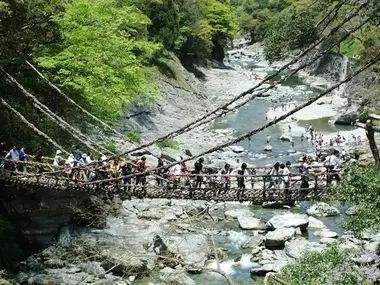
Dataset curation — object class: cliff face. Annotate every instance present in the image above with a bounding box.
[0,181,90,250]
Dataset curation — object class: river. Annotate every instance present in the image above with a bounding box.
[213,52,357,167]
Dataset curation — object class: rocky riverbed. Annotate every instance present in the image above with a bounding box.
[15,199,380,285]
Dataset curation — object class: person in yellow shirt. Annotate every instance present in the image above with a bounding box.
[110,158,120,178]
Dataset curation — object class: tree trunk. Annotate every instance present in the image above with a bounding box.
[365,121,380,167]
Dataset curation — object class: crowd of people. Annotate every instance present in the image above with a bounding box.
[0,140,344,199]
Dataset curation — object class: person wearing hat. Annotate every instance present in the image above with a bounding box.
[53,149,63,168]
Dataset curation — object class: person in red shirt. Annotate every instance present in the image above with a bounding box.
[134,156,147,196]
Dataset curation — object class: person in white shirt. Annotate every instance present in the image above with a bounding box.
[326,150,342,184]
[171,157,182,188]
[53,150,63,169]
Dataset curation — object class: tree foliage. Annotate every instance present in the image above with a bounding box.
[35,0,163,118]
[264,5,318,61]
[327,165,380,236]
[265,246,380,285]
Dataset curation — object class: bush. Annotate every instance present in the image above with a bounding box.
[125,130,141,144]
[330,165,380,236]
[264,246,379,285]
[0,271,14,285]
[157,139,178,149]
[103,143,117,154]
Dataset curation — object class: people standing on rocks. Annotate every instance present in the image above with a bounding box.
[193,157,204,188]
[19,146,28,173]
[301,133,304,142]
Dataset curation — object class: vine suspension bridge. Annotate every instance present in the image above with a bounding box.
[1,2,379,203]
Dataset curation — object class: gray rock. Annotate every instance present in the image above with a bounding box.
[79,262,106,276]
[319,238,336,245]
[272,260,290,272]
[266,213,309,231]
[345,206,358,216]
[161,148,186,162]
[334,112,358,126]
[237,216,265,230]
[159,267,196,285]
[228,145,246,153]
[314,229,338,239]
[265,228,295,249]
[242,235,265,249]
[351,255,375,265]
[225,209,254,219]
[308,217,326,229]
[306,202,340,217]
[250,264,274,276]
[100,250,148,277]
[285,237,325,259]
[162,234,209,267]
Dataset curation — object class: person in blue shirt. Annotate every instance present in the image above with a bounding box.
[19,147,28,173]
[5,146,19,171]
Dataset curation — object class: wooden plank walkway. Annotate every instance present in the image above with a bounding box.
[0,169,333,202]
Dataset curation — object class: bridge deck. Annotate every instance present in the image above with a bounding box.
[0,169,333,202]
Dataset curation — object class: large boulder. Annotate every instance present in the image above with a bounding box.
[314,229,338,239]
[265,228,295,249]
[284,237,325,259]
[159,267,196,285]
[225,209,254,220]
[237,216,265,230]
[250,264,274,276]
[161,234,209,267]
[280,135,293,142]
[334,112,358,126]
[241,235,265,249]
[306,203,340,217]
[228,145,246,153]
[308,217,326,229]
[266,213,309,231]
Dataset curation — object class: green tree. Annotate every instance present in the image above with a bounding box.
[35,0,163,118]
[327,165,380,236]
[134,0,180,51]
[264,5,318,61]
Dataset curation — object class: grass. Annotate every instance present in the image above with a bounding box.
[103,143,117,154]
[157,138,178,149]
[125,130,141,144]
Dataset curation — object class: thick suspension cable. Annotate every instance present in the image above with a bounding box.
[2,69,112,155]
[0,98,69,155]
[25,60,125,140]
[25,61,165,161]
[82,51,380,185]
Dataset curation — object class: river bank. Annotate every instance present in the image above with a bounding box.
[14,199,380,285]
